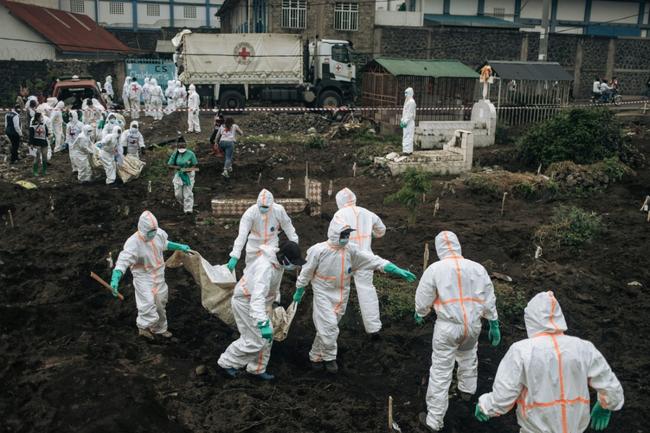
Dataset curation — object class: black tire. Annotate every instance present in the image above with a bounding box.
[317,90,342,109]
[219,90,245,113]
[613,95,622,106]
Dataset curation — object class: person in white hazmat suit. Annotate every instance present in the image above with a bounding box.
[186,84,201,133]
[218,241,307,380]
[122,77,131,112]
[475,291,624,433]
[332,187,386,335]
[65,110,83,151]
[164,81,176,115]
[142,77,151,117]
[175,80,187,107]
[69,124,95,182]
[97,126,122,184]
[293,218,417,373]
[127,78,143,119]
[110,211,192,340]
[120,120,145,159]
[104,75,114,105]
[400,87,416,155]
[226,189,299,273]
[51,101,65,152]
[415,230,500,432]
[149,78,164,121]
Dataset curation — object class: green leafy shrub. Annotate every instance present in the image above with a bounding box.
[494,282,528,323]
[517,108,624,166]
[306,135,325,149]
[373,274,416,321]
[384,168,432,225]
[535,205,603,248]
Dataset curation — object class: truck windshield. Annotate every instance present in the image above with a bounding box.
[331,44,350,64]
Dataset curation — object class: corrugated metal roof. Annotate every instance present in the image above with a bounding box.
[372,58,479,79]
[1,0,132,53]
[424,14,520,28]
[487,61,573,81]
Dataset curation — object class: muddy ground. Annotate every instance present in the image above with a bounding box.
[0,111,649,433]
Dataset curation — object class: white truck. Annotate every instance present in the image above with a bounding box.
[174,32,356,110]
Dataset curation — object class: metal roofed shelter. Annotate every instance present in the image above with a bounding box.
[361,58,480,126]
[484,60,573,126]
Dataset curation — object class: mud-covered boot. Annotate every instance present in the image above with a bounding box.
[459,391,473,402]
[250,371,275,381]
[138,328,155,340]
[418,412,441,432]
[324,360,338,374]
[159,331,172,338]
[310,361,324,371]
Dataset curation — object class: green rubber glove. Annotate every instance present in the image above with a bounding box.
[257,320,273,343]
[590,402,611,431]
[293,287,305,304]
[384,263,417,282]
[167,241,190,252]
[110,269,123,298]
[414,311,424,326]
[227,257,238,271]
[399,121,406,128]
[475,404,490,422]
[488,320,501,347]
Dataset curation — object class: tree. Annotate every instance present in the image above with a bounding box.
[385,168,432,226]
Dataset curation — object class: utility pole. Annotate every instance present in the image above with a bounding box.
[538,0,551,61]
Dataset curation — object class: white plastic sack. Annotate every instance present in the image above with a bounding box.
[117,154,146,183]
[271,301,298,342]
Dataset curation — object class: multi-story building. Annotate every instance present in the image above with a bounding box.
[217,0,376,55]
[379,0,649,37]
[8,0,222,30]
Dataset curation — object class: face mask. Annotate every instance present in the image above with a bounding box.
[283,263,297,271]
[259,206,270,214]
[338,238,349,246]
[178,148,187,154]
[131,127,138,133]
[145,229,157,240]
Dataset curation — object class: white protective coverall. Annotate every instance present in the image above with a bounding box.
[98,127,121,184]
[296,218,390,363]
[149,78,164,121]
[142,77,151,116]
[121,121,145,158]
[175,80,187,107]
[478,291,624,433]
[187,84,200,133]
[332,188,386,334]
[51,101,64,152]
[65,110,83,150]
[70,125,95,182]
[164,81,176,114]
[229,189,299,268]
[415,230,498,431]
[114,211,171,334]
[128,80,143,119]
[122,77,131,112]
[218,244,283,374]
[401,87,416,154]
[104,76,114,103]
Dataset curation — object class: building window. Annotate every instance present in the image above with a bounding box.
[184,5,197,19]
[70,0,84,14]
[147,3,160,16]
[282,0,306,29]
[109,1,124,15]
[334,2,358,31]
[492,7,505,18]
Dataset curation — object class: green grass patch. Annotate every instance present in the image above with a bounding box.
[373,273,416,321]
[535,205,603,249]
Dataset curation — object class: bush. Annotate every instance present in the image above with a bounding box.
[385,168,432,225]
[535,205,603,248]
[494,282,528,323]
[306,135,325,149]
[517,108,624,167]
[373,274,416,321]
[546,157,633,194]
[462,170,558,200]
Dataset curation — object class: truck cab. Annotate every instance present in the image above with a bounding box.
[308,39,356,107]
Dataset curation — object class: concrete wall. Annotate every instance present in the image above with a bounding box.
[0,7,56,61]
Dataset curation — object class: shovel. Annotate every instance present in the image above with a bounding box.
[90,272,124,301]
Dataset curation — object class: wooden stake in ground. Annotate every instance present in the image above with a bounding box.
[106,251,114,269]
[647,210,650,223]
[388,396,393,432]
[90,272,124,301]
[7,210,14,228]
[537,163,542,175]
[500,192,508,216]
[147,181,152,193]
[422,193,426,204]
[328,180,333,199]
[535,246,543,259]
[287,178,292,192]
[640,195,650,212]
[433,197,440,217]
[257,172,262,185]
[352,162,357,177]
[423,242,430,271]
[49,194,54,211]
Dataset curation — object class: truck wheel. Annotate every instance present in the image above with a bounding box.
[318,90,342,109]
[220,90,245,113]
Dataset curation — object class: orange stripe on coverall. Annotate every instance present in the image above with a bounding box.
[441,231,469,340]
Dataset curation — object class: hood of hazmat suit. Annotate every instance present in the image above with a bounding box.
[229,189,299,263]
[335,187,357,209]
[106,76,112,84]
[478,291,624,433]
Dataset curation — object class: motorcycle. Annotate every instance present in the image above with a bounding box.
[591,88,622,106]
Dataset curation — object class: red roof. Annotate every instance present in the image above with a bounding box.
[1,0,132,54]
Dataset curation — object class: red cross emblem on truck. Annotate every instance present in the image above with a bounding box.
[239,47,251,60]
[335,64,342,72]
